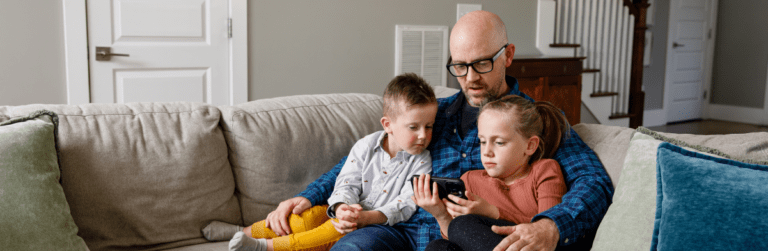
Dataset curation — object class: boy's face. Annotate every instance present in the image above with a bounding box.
[477,109,538,183]
[382,102,438,155]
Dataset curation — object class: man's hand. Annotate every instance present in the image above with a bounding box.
[445,191,500,219]
[264,197,311,236]
[492,218,559,251]
[331,204,362,234]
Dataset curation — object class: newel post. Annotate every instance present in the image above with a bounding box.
[628,0,650,128]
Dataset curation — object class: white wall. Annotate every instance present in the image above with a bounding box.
[247,1,539,100]
[0,0,67,106]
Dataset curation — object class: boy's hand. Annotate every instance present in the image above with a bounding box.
[445,191,500,219]
[411,174,450,219]
[332,204,362,234]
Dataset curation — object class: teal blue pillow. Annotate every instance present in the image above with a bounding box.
[652,143,768,250]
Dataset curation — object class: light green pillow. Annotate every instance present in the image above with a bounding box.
[590,127,765,251]
[0,110,88,251]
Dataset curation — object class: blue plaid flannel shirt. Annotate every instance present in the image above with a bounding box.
[297,76,614,250]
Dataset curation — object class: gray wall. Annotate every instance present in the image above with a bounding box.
[642,0,669,110]
[710,0,768,108]
[0,0,67,106]
[247,1,539,100]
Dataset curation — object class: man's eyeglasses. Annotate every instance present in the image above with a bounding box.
[446,44,508,77]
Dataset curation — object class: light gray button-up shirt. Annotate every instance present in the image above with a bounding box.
[327,130,432,225]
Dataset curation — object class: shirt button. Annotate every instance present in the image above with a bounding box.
[454,128,457,133]
[461,153,467,158]
[564,238,569,244]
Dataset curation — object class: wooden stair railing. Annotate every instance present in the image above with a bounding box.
[550,0,649,128]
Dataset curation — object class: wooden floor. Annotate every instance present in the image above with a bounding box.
[646,119,768,135]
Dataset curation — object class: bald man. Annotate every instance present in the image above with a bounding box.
[265,11,613,251]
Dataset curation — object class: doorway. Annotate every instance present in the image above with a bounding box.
[663,0,718,123]
[62,0,247,105]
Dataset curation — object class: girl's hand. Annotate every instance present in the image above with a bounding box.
[445,191,500,219]
[411,174,450,219]
[332,204,362,234]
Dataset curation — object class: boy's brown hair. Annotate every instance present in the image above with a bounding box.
[480,95,571,164]
[383,73,437,119]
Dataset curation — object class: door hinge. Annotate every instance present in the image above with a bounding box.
[708,29,712,40]
[228,18,233,38]
[703,90,707,100]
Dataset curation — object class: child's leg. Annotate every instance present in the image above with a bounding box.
[271,219,344,251]
[447,214,516,251]
[248,205,331,239]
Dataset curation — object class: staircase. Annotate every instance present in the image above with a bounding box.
[536,0,649,128]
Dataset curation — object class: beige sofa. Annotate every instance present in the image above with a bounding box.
[1,86,766,250]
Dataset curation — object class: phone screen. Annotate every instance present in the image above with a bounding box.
[411,175,467,203]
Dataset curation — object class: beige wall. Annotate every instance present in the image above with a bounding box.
[0,0,67,106]
[0,1,537,105]
[247,1,539,100]
[710,0,768,109]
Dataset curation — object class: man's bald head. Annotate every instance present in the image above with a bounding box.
[451,11,508,50]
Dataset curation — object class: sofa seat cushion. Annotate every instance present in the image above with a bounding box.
[0,111,88,250]
[219,93,384,225]
[6,103,241,251]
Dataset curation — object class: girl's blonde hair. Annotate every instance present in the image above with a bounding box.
[480,95,571,164]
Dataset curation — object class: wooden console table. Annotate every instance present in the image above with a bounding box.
[506,55,584,125]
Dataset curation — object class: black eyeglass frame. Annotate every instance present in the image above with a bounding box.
[445,43,509,77]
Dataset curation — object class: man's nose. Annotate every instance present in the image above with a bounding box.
[465,66,480,82]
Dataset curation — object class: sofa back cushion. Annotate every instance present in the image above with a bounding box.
[572,123,635,185]
[0,106,10,124]
[219,94,383,225]
[4,103,241,251]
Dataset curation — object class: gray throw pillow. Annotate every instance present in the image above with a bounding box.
[0,110,88,250]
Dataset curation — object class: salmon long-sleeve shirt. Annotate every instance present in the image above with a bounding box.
[460,159,567,224]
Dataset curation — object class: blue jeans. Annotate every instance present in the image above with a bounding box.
[330,224,418,251]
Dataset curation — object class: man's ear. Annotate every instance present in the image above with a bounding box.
[504,43,516,67]
[525,135,540,156]
[381,116,392,134]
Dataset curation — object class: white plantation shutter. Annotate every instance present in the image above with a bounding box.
[395,25,448,87]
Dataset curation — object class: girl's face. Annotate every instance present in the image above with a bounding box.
[477,109,539,184]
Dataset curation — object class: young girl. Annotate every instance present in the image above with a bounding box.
[412,95,569,251]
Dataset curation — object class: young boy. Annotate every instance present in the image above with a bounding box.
[203,73,438,251]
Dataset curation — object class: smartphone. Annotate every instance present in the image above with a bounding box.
[411,175,467,203]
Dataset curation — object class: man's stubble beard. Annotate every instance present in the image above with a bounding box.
[464,79,506,107]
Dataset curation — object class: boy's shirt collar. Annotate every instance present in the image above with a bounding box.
[374,131,413,159]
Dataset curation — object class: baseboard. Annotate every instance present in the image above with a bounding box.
[643,109,666,127]
[706,103,768,125]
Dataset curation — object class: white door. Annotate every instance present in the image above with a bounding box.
[664,0,716,123]
[87,0,230,105]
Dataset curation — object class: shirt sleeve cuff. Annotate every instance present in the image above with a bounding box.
[533,208,578,246]
[375,207,399,226]
[326,202,342,218]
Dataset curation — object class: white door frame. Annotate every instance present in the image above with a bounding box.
[662,0,718,124]
[62,0,248,105]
